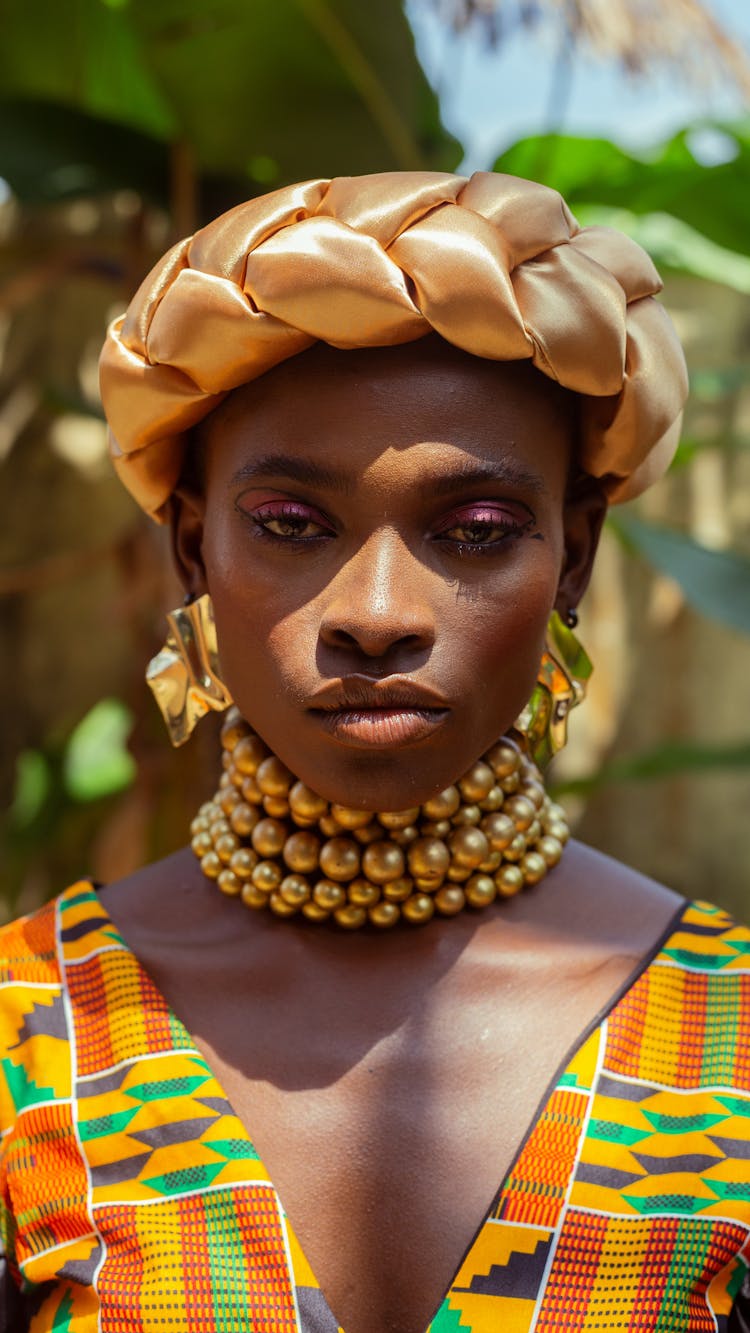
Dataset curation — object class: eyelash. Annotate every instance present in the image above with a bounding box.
[239,501,536,553]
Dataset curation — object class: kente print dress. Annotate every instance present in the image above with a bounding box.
[1,884,750,1331]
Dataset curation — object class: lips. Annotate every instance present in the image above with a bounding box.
[307,676,450,748]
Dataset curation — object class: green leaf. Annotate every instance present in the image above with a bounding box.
[63,698,136,802]
[611,515,750,637]
[573,205,750,293]
[10,750,51,828]
[0,0,460,201]
[493,124,750,259]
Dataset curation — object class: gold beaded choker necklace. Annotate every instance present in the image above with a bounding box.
[190,707,570,929]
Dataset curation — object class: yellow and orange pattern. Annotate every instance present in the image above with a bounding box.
[1,886,749,1330]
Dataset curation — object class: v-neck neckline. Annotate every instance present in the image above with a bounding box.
[68,883,689,1333]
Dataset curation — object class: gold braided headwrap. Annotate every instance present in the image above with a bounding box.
[99,171,688,520]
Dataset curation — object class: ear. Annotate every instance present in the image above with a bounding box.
[168,485,209,600]
[555,477,608,617]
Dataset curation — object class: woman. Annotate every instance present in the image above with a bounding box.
[2,172,748,1332]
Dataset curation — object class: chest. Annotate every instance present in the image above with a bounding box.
[175,951,639,1333]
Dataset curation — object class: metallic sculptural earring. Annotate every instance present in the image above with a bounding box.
[146,592,233,747]
[513,610,592,768]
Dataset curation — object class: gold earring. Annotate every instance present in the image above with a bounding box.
[514,610,592,768]
[146,593,233,746]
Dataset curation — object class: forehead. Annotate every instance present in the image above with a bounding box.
[198,337,577,487]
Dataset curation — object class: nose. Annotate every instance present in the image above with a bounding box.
[318,529,436,663]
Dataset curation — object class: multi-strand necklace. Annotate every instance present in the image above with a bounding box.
[190,707,569,929]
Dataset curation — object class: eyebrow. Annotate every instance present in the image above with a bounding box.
[229,453,548,497]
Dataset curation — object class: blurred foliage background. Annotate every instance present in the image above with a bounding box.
[1,0,749,921]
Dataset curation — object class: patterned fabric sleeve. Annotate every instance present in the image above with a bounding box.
[0,1073,34,1331]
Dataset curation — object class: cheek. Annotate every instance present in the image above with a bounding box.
[204,529,321,704]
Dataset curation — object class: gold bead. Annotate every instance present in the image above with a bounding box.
[435,886,466,916]
[280,874,311,906]
[526,818,542,844]
[289,782,328,822]
[219,772,232,787]
[362,841,405,885]
[496,864,524,897]
[447,865,472,882]
[484,738,521,779]
[230,847,258,879]
[215,832,239,864]
[191,831,212,857]
[458,761,495,803]
[422,786,460,820]
[219,787,243,816]
[241,774,264,805]
[521,852,547,885]
[450,804,481,826]
[269,891,297,918]
[251,817,287,859]
[348,878,381,908]
[383,876,414,902]
[319,815,340,837]
[353,822,383,845]
[414,876,442,892]
[313,879,347,911]
[377,808,420,830]
[408,837,450,880]
[290,814,317,829]
[546,820,570,845]
[500,771,520,794]
[369,901,400,928]
[209,816,230,838]
[220,710,250,751]
[263,796,291,818]
[200,851,221,880]
[402,893,435,925]
[283,831,321,874]
[448,826,489,869]
[465,874,497,908]
[538,835,564,867]
[478,851,502,873]
[334,904,367,930]
[230,766,246,790]
[190,815,210,836]
[331,805,374,829]
[504,834,527,862]
[230,803,260,838]
[504,795,536,832]
[420,820,451,838]
[217,868,242,896]
[241,882,271,910]
[480,811,516,851]
[389,825,418,846]
[256,755,293,798]
[479,785,504,812]
[222,752,233,770]
[252,860,283,892]
[233,734,268,776]
[547,801,567,823]
[520,779,546,811]
[319,837,361,882]
[302,900,330,923]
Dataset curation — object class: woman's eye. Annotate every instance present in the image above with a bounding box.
[434,506,534,548]
[239,499,334,541]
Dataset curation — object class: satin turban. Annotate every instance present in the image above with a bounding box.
[99,171,688,520]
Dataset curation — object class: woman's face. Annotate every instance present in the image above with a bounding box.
[173,339,604,810]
